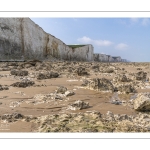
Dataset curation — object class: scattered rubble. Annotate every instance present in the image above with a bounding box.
[34,111,150,132]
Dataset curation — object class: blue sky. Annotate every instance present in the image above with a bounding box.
[30,18,150,62]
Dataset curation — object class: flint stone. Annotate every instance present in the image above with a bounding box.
[68,100,89,110]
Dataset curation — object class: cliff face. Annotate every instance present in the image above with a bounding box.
[0,18,23,60]
[94,53,110,62]
[0,18,93,61]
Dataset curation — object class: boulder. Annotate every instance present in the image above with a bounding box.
[135,71,147,81]
[11,79,35,88]
[117,84,135,94]
[76,67,88,76]
[133,93,150,111]
[0,85,9,90]
[56,86,67,94]
[10,70,28,76]
[103,67,114,73]
[86,78,114,92]
[37,72,59,80]
[1,113,24,122]
[50,72,59,78]
[65,90,75,97]
[68,100,89,110]
[116,74,128,82]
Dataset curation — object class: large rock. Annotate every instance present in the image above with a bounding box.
[117,84,135,94]
[56,86,67,94]
[115,74,128,82]
[102,67,115,73]
[37,72,59,80]
[11,79,35,88]
[135,71,147,81]
[65,90,75,97]
[10,70,28,76]
[1,113,24,122]
[68,100,89,110]
[75,67,88,76]
[84,78,114,92]
[0,85,9,90]
[104,68,114,73]
[133,93,150,111]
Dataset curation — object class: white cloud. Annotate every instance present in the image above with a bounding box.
[78,36,92,43]
[130,18,150,26]
[142,18,150,26]
[115,43,129,50]
[95,40,113,46]
[130,18,139,24]
[77,36,113,46]
[119,18,150,27]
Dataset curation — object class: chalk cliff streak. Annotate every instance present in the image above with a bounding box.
[20,18,24,56]
[45,34,49,57]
